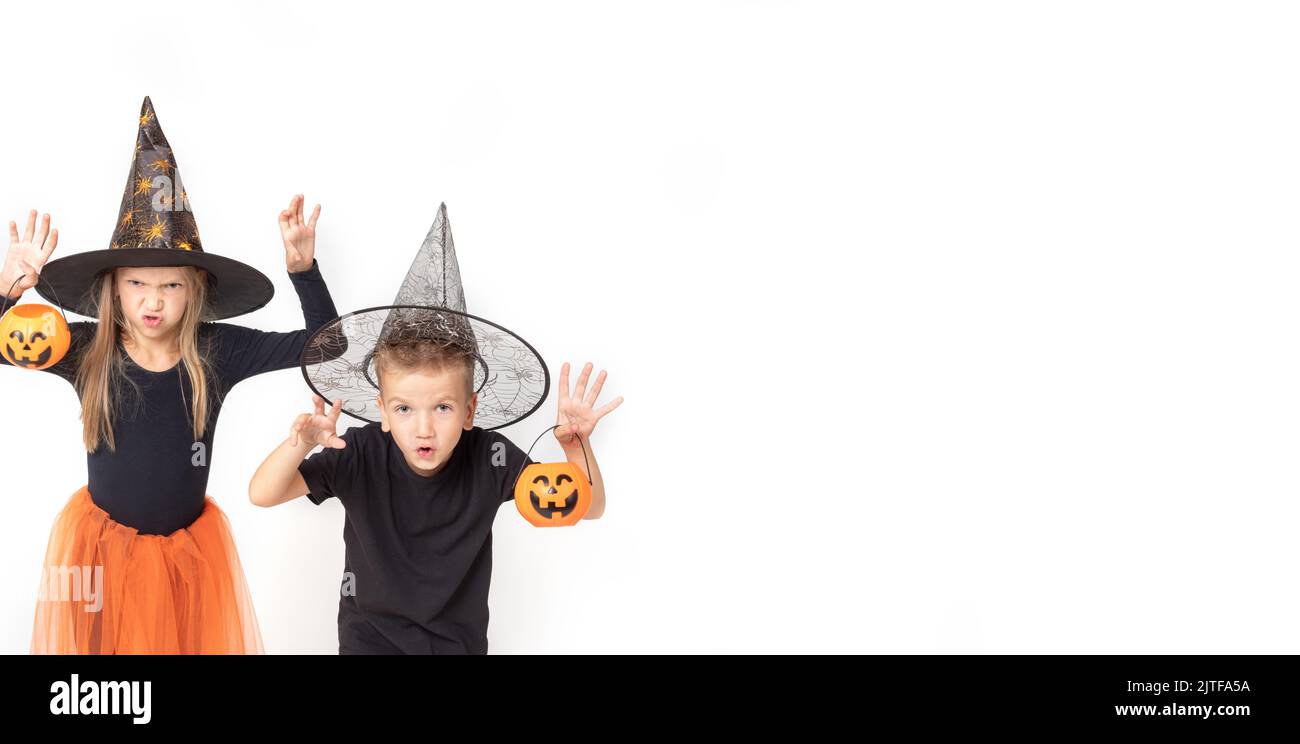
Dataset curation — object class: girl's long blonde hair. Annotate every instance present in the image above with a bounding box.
[74,266,214,452]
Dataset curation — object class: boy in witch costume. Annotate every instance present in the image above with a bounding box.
[249,203,622,654]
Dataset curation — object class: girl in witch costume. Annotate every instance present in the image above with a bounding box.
[0,97,341,653]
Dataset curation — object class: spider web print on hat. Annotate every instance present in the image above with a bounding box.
[300,204,549,429]
[35,96,274,319]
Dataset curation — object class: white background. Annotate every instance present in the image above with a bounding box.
[2,1,1298,653]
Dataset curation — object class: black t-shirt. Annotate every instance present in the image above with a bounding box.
[297,420,535,654]
[0,260,339,535]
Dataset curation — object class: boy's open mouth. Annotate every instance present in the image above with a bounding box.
[416,446,435,459]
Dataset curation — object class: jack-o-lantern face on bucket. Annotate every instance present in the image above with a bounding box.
[0,304,70,371]
[514,462,591,527]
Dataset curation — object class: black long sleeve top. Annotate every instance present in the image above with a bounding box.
[1,259,339,535]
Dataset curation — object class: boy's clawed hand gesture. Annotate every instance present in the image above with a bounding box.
[279,194,320,273]
[291,394,347,449]
[554,362,622,447]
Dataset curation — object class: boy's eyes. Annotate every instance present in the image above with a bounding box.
[394,404,454,413]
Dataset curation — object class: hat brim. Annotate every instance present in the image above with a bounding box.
[299,304,550,430]
[34,248,275,320]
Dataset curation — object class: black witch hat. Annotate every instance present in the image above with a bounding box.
[35,97,274,319]
[300,203,548,429]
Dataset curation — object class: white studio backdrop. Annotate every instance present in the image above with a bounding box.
[3,1,1300,653]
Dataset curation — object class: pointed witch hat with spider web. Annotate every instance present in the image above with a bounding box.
[36,96,274,319]
[299,203,549,429]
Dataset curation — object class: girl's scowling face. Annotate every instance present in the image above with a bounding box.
[377,365,478,478]
[115,267,192,339]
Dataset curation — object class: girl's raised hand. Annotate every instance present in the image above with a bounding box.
[290,394,346,449]
[554,361,623,446]
[2,210,58,300]
[278,194,320,273]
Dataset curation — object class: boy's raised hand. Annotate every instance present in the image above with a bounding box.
[290,394,347,449]
[554,362,623,446]
[2,210,58,299]
[279,194,320,273]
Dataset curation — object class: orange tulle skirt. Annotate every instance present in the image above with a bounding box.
[30,486,264,654]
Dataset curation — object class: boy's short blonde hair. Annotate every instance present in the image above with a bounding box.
[373,339,477,400]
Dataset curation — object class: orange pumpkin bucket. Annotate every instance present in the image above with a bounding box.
[1,273,72,370]
[512,425,594,527]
